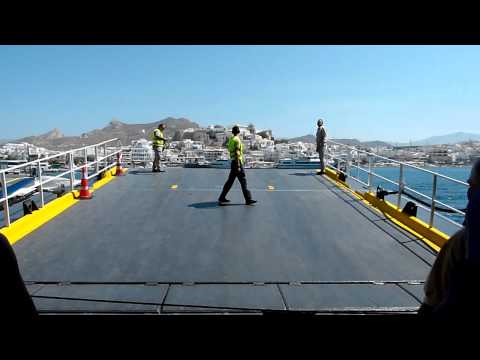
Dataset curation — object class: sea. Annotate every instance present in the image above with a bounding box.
[351,165,471,224]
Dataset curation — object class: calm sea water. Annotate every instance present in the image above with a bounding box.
[352,166,471,223]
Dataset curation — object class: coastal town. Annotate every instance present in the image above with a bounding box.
[1,122,480,171]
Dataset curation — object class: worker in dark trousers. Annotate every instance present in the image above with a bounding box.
[316,118,327,174]
[151,123,166,172]
[0,234,38,318]
[218,125,257,205]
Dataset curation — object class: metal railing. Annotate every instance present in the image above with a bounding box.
[325,140,469,229]
[0,138,123,228]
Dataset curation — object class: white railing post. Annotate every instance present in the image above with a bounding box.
[429,174,438,227]
[346,150,351,177]
[1,172,10,227]
[95,145,99,175]
[397,163,404,209]
[357,152,360,179]
[368,155,373,192]
[37,161,44,208]
[103,144,107,170]
[69,152,75,192]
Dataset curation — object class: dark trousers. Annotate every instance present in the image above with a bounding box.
[219,161,252,201]
[152,146,162,171]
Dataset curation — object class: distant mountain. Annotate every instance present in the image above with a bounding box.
[330,138,362,146]
[287,135,391,148]
[0,139,10,145]
[393,132,480,146]
[14,117,200,150]
[19,128,64,144]
[287,134,316,143]
[362,140,393,148]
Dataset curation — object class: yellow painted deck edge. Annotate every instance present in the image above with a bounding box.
[0,166,126,245]
[320,168,447,252]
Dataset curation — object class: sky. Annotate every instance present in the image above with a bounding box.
[1,45,480,142]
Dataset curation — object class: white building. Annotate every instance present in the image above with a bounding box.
[192,141,204,150]
[203,148,229,161]
[131,139,153,163]
[428,148,452,164]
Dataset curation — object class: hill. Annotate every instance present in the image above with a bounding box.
[287,135,391,148]
[15,117,200,150]
[287,134,316,143]
[392,132,480,146]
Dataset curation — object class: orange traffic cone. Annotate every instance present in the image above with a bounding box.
[114,152,125,176]
[78,165,93,200]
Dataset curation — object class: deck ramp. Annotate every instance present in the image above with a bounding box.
[14,168,436,313]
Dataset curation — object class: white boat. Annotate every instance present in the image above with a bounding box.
[249,161,275,169]
[210,159,231,168]
[0,175,81,208]
[276,156,321,169]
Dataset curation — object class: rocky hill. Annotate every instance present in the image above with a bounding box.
[287,134,316,143]
[15,117,200,150]
[392,132,480,146]
[287,135,391,148]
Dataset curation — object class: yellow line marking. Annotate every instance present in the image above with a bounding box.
[267,185,275,191]
[170,184,178,190]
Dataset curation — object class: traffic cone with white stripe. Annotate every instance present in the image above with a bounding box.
[79,165,93,199]
[114,152,125,176]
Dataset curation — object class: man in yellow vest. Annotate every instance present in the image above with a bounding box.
[218,125,257,205]
[151,123,166,172]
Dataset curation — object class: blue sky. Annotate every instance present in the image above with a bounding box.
[1,45,480,142]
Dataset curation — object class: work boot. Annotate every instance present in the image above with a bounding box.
[218,198,231,204]
[245,200,257,205]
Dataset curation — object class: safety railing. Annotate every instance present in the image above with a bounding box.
[325,140,469,229]
[0,138,123,228]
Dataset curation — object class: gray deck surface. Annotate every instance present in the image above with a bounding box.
[14,168,436,313]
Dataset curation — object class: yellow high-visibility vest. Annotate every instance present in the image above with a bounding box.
[227,135,244,165]
[152,129,165,147]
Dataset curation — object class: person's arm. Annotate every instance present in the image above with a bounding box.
[234,139,242,169]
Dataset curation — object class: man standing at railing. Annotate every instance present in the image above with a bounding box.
[151,124,166,173]
[316,118,327,174]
